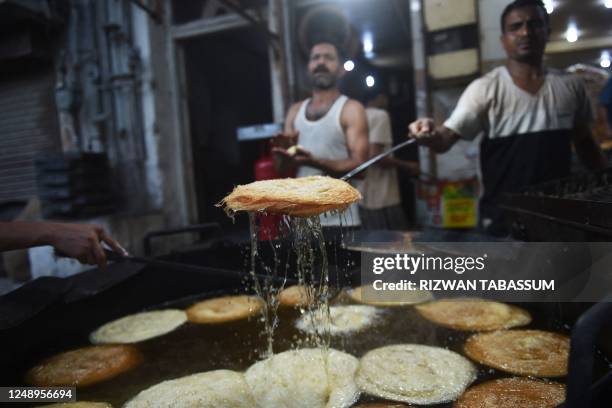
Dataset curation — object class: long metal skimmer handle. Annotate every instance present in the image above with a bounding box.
[340,138,417,181]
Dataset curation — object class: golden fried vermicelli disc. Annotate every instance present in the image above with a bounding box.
[295,305,382,335]
[186,295,263,324]
[217,175,362,217]
[25,345,141,387]
[454,377,566,408]
[356,344,477,405]
[347,285,432,307]
[278,285,311,307]
[415,299,531,331]
[38,403,113,408]
[245,348,360,408]
[463,330,570,377]
[124,370,256,407]
[90,309,187,344]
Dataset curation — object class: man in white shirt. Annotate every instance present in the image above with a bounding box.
[273,39,369,228]
[408,0,607,236]
[360,94,419,230]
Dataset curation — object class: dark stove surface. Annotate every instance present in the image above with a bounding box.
[522,168,612,202]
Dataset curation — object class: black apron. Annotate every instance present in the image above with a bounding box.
[479,129,572,236]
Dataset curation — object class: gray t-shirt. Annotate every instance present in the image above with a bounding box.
[444,66,593,140]
[444,66,593,232]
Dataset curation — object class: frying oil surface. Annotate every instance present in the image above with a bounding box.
[72,294,590,407]
[60,211,603,406]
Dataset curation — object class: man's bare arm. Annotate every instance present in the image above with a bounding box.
[0,221,127,267]
[282,102,301,135]
[408,118,460,153]
[306,99,369,177]
[272,102,302,174]
[573,123,608,171]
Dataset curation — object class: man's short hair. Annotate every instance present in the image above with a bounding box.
[500,0,549,32]
[307,35,346,61]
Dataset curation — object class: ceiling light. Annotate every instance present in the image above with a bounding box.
[344,60,355,71]
[605,0,612,8]
[543,0,555,14]
[410,0,421,12]
[601,51,611,68]
[362,32,374,58]
[565,24,579,43]
[366,75,375,88]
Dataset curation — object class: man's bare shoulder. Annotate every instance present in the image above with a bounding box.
[284,101,306,132]
[344,98,366,110]
[341,98,367,120]
[288,100,306,114]
[285,100,306,124]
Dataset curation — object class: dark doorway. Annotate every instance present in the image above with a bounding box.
[182,27,273,230]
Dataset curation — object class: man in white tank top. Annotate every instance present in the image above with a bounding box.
[273,41,369,228]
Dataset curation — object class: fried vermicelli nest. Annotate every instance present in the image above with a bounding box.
[218,176,362,217]
[278,285,312,307]
[245,348,360,408]
[89,309,187,344]
[25,345,141,387]
[454,377,566,408]
[348,285,432,307]
[415,299,531,331]
[463,330,570,378]
[124,370,256,407]
[186,295,264,324]
[38,403,114,408]
[356,344,476,405]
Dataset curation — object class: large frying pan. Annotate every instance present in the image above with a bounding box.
[1,238,611,407]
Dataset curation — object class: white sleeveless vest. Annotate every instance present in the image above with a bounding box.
[294,95,361,227]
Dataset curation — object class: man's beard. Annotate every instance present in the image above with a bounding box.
[310,72,338,90]
[513,50,544,64]
[512,39,545,64]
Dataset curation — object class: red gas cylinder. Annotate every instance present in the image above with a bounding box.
[254,143,285,241]
[254,154,278,181]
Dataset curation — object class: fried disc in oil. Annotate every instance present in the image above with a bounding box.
[278,285,311,307]
[25,345,140,387]
[186,295,263,324]
[464,330,569,377]
[90,309,187,344]
[38,403,113,408]
[218,175,362,217]
[356,344,476,405]
[124,370,256,407]
[454,377,565,408]
[245,348,360,408]
[415,299,531,331]
[348,285,432,306]
[295,305,382,335]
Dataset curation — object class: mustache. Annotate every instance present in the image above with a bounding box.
[313,66,330,74]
